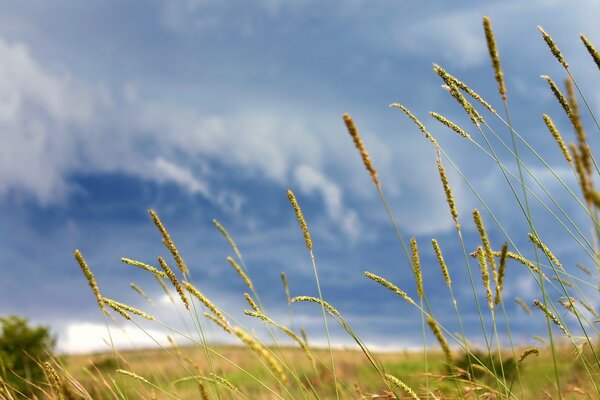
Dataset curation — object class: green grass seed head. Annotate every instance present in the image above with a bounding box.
[384,373,421,400]
[430,112,471,140]
[518,347,540,364]
[244,292,259,312]
[533,299,569,336]
[43,362,66,400]
[410,237,424,299]
[527,232,563,270]
[541,75,574,125]
[483,16,506,101]
[287,189,313,251]
[204,312,232,333]
[291,296,341,317]
[102,298,154,320]
[542,114,572,163]
[390,103,438,147]
[475,246,493,311]
[364,271,415,304]
[494,243,508,305]
[212,219,243,262]
[281,271,291,304]
[436,156,459,227]
[472,209,497,285]
[427,316,452,365]
[538,26,569,68]
[116,369,151,385]
[121,258,166,278]
[343,113,380,186]
[149,209,189,276]
[184,281,227,323]
[580,34,600,71]
[74,250,106,314]
[432,239,451,287]
[515,297,532,314]
[227,256,253,289]
[158,256,190,310]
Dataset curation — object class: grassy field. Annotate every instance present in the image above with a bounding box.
[63,344,595,399]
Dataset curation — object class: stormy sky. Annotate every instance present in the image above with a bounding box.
[1,0,599,353]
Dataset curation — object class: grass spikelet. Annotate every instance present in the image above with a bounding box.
[538,26,569,68]
[503,251,544,276]
[130,283,153,305]
[389,103,438,147]
[436,156,459,227]
[542,114,572,163]
[245,311,314,363]
[212,219,242,262]
[515,297,532,314]
[384,373,421,400]
[204,312,231,333]
[116,369,151,385]
[576,263,592,276]
[427,317,453,365]
[431,239,451,287]
[158,256,190,310]
[541,75,574,124]
[102,298,154,320]
[473,209,497,276]
[433,65,484,124]
[570,143,591,203]
[291,296,341,317]
[410,237,424,299]
[565,78,592,174]
[475,247,493,310]
[553,276,574,289]
[494,243,508,305]
[580,34,600,70]
[281,272,291,304]
[528,233,563,269]
[579,299,600,318]
[432,64,495,113]
[43,362,65,400]
[227,256,253,289]
[198,381,209,400]
[430,112,471,140]
[154,274,175,304]
[533,299,568,336]
[244,292,259,312]
[558,296,576,312]
[74,250,106,314]
[209,373,239,392]
[518,348,540,364]
[184,281,226,323]
[301,327,308,344]
[232,327,288,384]
[287,189,313,251]
[364,271,415,305]
[103,300,131,319]
[149,210,189,276]
[121,258,167,278]
[483,16,506,101]
[343,113,380,186]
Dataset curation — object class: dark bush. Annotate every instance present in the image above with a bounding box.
[0,315,56,396]
[454,350,517,382]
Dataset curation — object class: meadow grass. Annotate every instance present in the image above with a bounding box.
[2,15,600,399]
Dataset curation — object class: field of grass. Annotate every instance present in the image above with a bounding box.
[63,343,595,399]
[2,13,600,400]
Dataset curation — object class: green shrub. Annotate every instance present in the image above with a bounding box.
[0,315,56,395]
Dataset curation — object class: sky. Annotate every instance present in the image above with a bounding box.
[1,0,600,353]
